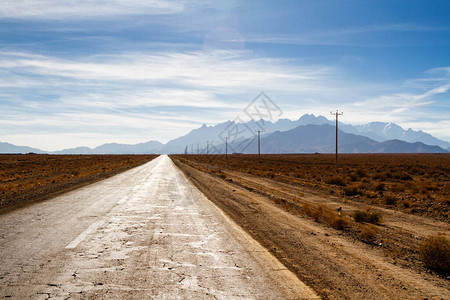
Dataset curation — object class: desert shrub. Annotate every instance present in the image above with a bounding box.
[403,200,411,208]
[353,210,382,225]
[344,185,361,196]
[326,175,346,186]
[418,235,450,274]
[312,204,325,221]
[373,171,391,180]
[356,168,367,178]
[331,216,349,230]
[392,171,412,180]
[349,172,359,181]
[384,194,397,205]
[361,177,370,183]
[353,210,367,223]
[360,225,378,243]
[374,181,385,191]
[302,203,312,216]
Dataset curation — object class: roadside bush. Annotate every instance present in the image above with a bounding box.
[312,204,325,221]
[359,225,378,243]
[302,203,312,216]
[384,194,397,205]
[218,171,227,179]
[331,216,348,230]
[353,210,382,225]
[418,235,450,274]
[344,185,361,196]
[326,175,346,186]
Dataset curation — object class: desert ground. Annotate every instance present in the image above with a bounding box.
[0,154,157,214]
[172,153,449,299]
[0,153,448,299]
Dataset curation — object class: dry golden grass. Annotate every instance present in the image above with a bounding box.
[418,235,450,274]
[174,153,449,220]
[0,154,157,212]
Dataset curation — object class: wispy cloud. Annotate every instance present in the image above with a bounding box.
[0,50,332,90]
[0,0,187,19]
[246,24,450,47]
[0,49,339,150]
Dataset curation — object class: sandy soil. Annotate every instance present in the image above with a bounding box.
[173,157,449,299]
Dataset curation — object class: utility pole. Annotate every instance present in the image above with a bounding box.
[225,136,228,159]
[255,129,262,159]
[207,141,209,155]
[191,144,193,155]
[184,145,188,155]
[197,143,199,154]
[330,110,343,165]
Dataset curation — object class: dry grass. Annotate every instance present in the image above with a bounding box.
[0,154,157,212]
[326,175,347,186]
[418,235,450,274]
[173,153,450,220]
[353,208,383,225]
[360,225,378,243]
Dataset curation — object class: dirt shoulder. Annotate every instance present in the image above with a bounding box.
[0,154,158,215]
[173,157,449,299]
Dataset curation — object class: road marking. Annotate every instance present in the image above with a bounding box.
[65,220,105,249]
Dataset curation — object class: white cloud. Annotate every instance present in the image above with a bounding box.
[0,51,333,92]
[245,24,450,47]
[0,0,186,19]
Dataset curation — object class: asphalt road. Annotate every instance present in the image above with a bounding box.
[0,155,317,299]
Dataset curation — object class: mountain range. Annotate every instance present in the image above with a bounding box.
[220,124,446,154]
[1,114,448,154]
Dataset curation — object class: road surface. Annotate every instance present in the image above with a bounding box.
[0,155,317,299]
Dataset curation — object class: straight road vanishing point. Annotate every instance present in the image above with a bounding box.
[0,155,318,299]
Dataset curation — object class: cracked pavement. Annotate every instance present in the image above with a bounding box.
[0,155,317,299]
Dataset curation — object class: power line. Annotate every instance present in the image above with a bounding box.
[330,110,343,165]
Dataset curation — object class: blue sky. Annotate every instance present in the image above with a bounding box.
[1,0,449,151]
